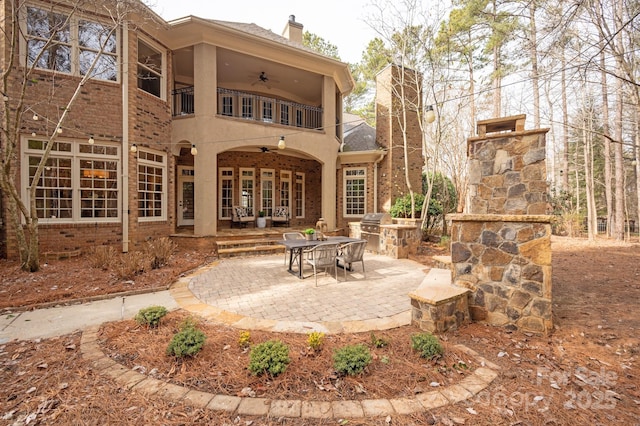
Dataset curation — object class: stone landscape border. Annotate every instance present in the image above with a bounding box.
[80,326,499,420]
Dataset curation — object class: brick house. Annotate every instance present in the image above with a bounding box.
[0,0,422,258]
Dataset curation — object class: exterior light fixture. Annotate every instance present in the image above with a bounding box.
[88,136,95,145]
[278,135,286,150]
[130,143,137,153]
[56,127,63,134]
[190,144,198,155]
[32,113,39,121]
[31,132,36,137]
[425,105,435,124]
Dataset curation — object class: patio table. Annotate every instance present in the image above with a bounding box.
[277,236,361,279]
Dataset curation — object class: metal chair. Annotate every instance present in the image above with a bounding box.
[304,243,339,286]
[282,232,305,265]
[336,240,367,279]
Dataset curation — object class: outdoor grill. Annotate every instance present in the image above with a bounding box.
[360,212,392,253]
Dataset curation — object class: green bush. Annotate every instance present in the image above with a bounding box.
[411,333,444,360]
[134,305,168,328]
[333,344,372,376]
[389,193,425,219]
[166,319,206,358]
[248,340,290,377]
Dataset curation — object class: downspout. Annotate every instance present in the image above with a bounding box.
[373,153,385,213]
[121,22,129,253]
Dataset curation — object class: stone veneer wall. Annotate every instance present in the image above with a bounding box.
[449,214,552,334]
[467,128,548,215]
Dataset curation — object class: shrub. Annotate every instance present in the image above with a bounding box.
[145,237,176,269]
[114,251,151,280]
[411,333,444,360]
[87,245,117,270]
[166,318,206,358]
[389,193,425,219]
[135,306,168,328]
[370,332,389,348]
[306,331,325,352]
[238,330,251,348]
[333,344,372,376]
[248,340,290,377]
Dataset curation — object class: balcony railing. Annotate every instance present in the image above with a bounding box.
[217,88,323,130]
[172,86,194,116]
[171,86,323,131]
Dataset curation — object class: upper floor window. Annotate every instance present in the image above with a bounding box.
[137,39,164,98]
[25,6,118,81]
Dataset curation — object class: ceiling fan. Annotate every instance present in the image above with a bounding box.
[250,72,278,89]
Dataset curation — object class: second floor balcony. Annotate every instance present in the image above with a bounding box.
[172,87,323,131]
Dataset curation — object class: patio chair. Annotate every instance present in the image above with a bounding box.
[336,240,367,279]
[231,206,253,228]
[304,242,339,286]
[282,232,305,266]
[271,206,290,227]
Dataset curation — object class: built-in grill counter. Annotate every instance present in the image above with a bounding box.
[360,212,392,253]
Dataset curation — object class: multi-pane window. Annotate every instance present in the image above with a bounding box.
[78,20,117,80]
[344,168,366,216]
[25,6,118,81]
[137,149,166,220]
[137,39,163,98]
[261,169,274,217]
[280,171,291,207]
[241,97,253,119]
[240,168,255,216]
[280,104,289,125]
[219,168,234,219]
[295,172,304,218]
[221,94,233,116]
[262,100,273,122]
[24,138,119,222]
[295,109,303,127]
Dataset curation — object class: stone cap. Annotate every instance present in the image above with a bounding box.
[447,214,553,224]
[477,114,526,136]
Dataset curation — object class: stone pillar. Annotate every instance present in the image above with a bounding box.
[449,115,553,335]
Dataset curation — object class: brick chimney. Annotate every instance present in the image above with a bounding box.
[282,15,303,44]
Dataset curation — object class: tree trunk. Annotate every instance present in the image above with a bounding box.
[529,2,540,128]
[600,47,613,237]
[561,46,569,190]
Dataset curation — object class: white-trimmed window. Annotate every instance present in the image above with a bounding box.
[260,169,274,217]
[25,6,118,81]
[240,168,255,217]
[280,103,290,125]
[219,168,234,220]
[137,39,164,98]
[23,138,120,222]
[241,96,253,119]
[262,99,273,122]
[280,171,291,207]
[137,149,167,221]
[295,172,305,218]
[344,168,366,216]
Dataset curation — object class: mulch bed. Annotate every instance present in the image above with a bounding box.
[99,310,476,402]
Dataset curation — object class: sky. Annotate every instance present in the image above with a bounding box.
[149,0,378,63]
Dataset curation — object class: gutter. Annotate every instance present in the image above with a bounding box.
[121,22,130,253]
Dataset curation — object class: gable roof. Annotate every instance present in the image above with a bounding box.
[342,120,378,152]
